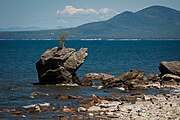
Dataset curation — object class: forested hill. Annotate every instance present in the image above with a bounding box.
[0,5,180,40]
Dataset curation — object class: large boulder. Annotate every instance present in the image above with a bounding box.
[36,47,88,84]
[159,61,180,76]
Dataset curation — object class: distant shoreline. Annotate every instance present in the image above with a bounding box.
[0,39,180,41]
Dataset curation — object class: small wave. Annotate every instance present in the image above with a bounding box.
[55,83,79,87]
[170,87,180,94]
[170,88,180,94]
[92,85,103,89]
[116,87,125,91]
[23,102,50,109]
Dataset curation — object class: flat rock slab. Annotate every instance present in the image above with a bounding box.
[159,61,180,76]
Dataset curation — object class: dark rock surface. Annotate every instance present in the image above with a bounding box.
[36,47,88,84]
[102,69,148,90]
[161,74,180,85]
[159,61,180,76]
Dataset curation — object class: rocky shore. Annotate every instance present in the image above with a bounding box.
[1,47,179,119]
[82,61,180,91]
[1,92,179,119]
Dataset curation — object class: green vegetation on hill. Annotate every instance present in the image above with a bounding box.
[0,5,180,40]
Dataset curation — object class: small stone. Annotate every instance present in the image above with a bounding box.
[144,95,151,100]
[100,112,104,115]
[11,111,24,116]
[87,113,94,117]
[1,108,10,113]
[55,94,80,99]
[78,107,87,112]
[62,106,77,113]
[31,91,49,96]
[105,111,114,115]
[34,105,41,112]
[82,101,94,109]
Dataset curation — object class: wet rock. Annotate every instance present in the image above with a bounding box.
[146,82,161,89]
[62,106,77,113]
[87,94,100,103]
[70,115,85,119]
[31,116,50,119]
[81,101,94,109]
[55,94,80,99]
[159,61,180,76]
[1,108,10,113]
[31,91,49,96]
[78,107,87,112]
[147,74,161,82]
[83,73,115,81]
[11,111,24,116]
[119,69,148,84]
[120,96,137,101]
[22,103,51,113]
[130,85,147,90]
[24,105,42,113]
[103,94,120,101]
[81,79,93,86]
[162,74,180,85]
[103,69,148,90]
[53,115,68,119]
[36,47,88,84]
[131,93,145,101]
[34,105,41,113]
[87,113,94,117]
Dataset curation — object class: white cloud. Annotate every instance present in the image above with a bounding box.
[56,5,120,27]
[99,8,118,14]
[57,5,118,16]
[58,5,96,15]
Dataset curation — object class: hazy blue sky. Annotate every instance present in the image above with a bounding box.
[0,0,180,29]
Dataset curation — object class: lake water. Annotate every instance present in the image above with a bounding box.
[0,40,180,118]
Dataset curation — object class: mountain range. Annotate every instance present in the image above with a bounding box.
[0,5,180,40]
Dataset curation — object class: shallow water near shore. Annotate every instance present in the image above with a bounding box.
[0,40,180,118]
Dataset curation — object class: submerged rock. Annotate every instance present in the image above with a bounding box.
[36,47,88,84]
[159,61,180,76]
[55,94,80,99]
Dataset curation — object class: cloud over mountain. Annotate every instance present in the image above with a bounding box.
[56,5,119,26]
[57,5,118,15]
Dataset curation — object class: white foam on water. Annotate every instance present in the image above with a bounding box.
[57,83,79,86]
[23,102,50,109]
[116,87,125,91]
[171,88,180,94]
[92,84,104,89]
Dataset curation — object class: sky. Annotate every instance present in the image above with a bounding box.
[0,0,180,29]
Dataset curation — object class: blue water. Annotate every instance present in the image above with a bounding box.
[0,40,180,118]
